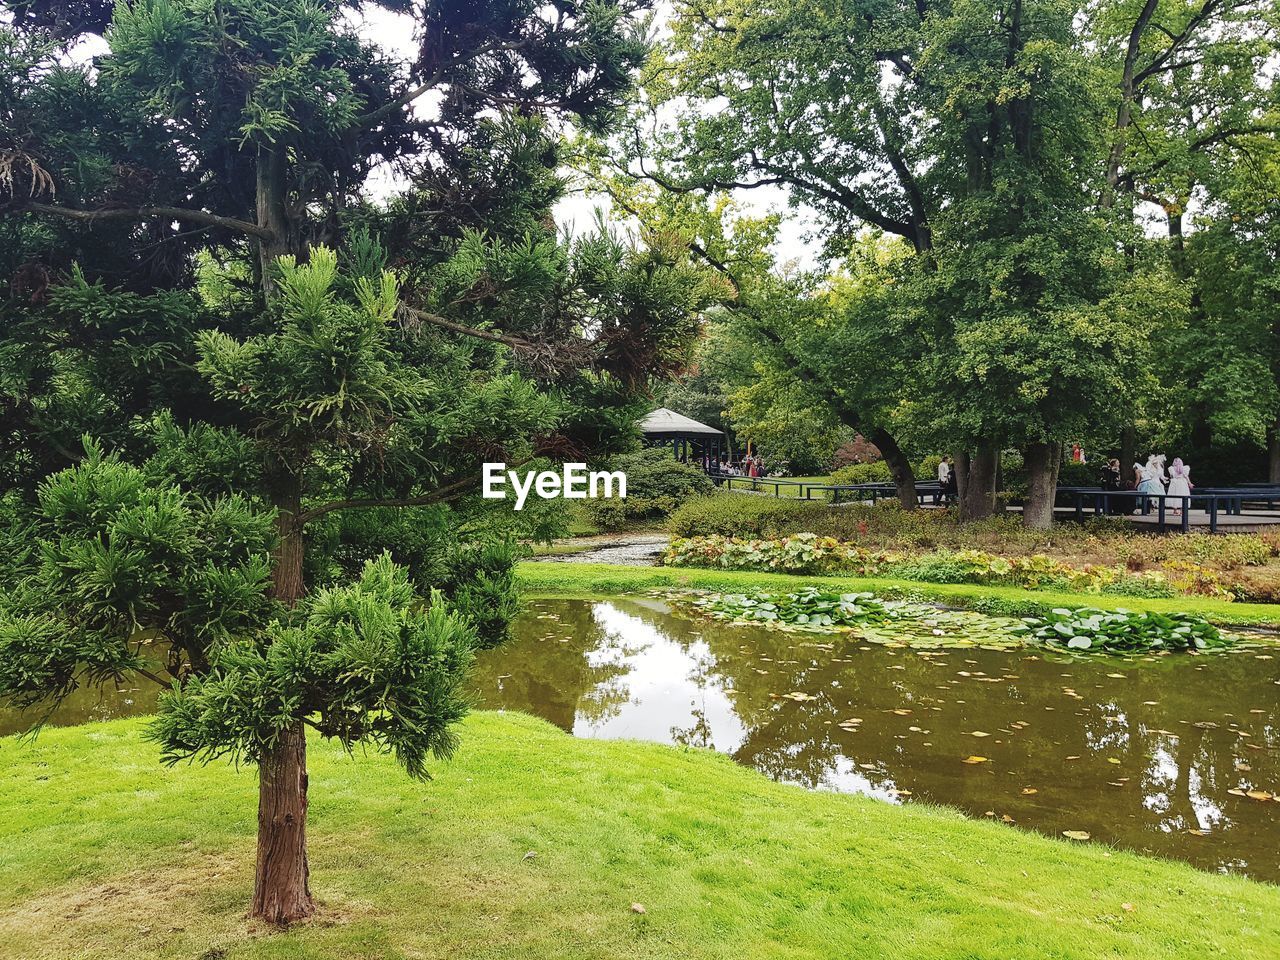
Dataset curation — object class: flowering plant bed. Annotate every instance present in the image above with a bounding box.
[662,534,1234,599]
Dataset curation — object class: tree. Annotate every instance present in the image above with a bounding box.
[0,0,719,925]
[632,0,1275,525]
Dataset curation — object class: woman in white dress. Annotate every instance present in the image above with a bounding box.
[1134,454,1166,513]
[1166,457,1193,514]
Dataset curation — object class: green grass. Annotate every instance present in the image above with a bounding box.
[2,712,1277,959]
[515,560,1280,627]
[773,475,831,497]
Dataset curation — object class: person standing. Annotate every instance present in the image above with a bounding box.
[1135,454,1166,514]
[1166,457,1193,515]
[936,455,951,506]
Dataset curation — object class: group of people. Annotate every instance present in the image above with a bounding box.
[1098,453,1194,514]
[709,455,768,478]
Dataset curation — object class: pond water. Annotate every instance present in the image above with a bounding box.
[4,596,1278,883]
[474,598,1280,883]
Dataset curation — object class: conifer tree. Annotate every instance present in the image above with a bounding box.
[0,0,719,923]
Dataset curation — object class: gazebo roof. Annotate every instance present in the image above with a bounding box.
[638,407,724,438]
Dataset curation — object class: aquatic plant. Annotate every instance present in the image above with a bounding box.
[678,589,1235,655]
[1010,608,1229,653]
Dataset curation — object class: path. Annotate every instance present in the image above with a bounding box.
[537,533,669,566]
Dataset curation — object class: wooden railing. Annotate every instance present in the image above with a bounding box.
[707,472,1280,533]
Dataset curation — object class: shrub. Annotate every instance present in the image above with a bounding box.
[664,537,1185,597]
[1117,533,1269,571]
[830,461,893,486]
[583,448,713,530]
[1057,460,1097,487]
[667,495,819,538]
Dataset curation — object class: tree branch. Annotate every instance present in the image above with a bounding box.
[297,457,532,525]
[8,201,274,240]
[399,304,534,349]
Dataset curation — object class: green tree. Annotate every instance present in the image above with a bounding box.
[635,0,1275,524]
[0,0,717,924]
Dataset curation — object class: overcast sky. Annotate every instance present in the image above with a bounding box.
[347,4,821,269]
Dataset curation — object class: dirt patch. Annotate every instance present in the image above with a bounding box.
[0,843,375,958]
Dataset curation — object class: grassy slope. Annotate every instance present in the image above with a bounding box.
[516,560,1280,626]
[2,713,1277,960]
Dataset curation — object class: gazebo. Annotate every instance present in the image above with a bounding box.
[638,407,726,467]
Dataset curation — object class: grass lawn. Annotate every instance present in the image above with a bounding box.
[773,475,831,497]
[3,712,1278,959]
[515,560,1280,627]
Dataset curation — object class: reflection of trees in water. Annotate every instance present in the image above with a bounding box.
[670,642,719,748]
[656,607,1280,880]
[469,601,637,732]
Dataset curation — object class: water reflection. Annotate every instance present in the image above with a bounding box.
[472,598,1280,882]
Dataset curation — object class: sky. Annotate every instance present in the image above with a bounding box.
[347,4,822,270]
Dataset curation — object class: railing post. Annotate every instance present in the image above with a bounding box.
[1158,496,1166,531]
[1181,497,1190,533]
[1074,492,1082,522]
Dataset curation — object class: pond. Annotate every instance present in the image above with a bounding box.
[472,598,1280,884]
[3,596,1277,883]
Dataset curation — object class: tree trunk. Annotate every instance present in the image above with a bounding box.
[251,720,314,924]
[1269,415,1280,485]
[869,428,917,510]
[1022,441,1062,530]
[953,451,969,504]
[251,471,314,925]
[255,146,292,293]
[959,443,998,521]
[1119,423,1136,479]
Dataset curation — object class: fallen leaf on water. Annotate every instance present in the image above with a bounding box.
[783,691,817,702]
[1062,831,1091,841]
[1228,788,1248,797]
[969,731,991,738]
[1107,758,1122,765]
[1107,673,1126,679]
[1186,829,1210,836]
[1001,814,1015,823]
[1246,790,1274,801]
[963,756,989,764]
[893,709,912,715]
[1021,788,1038,795]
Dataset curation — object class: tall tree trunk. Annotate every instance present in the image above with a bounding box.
[959,443,998,521]
[1269,415,1280,485]
[1022,441,1062,530]
[251,470,315,924]
[1119,423,1136,480]
[953,451,969,504]
[255,146,292,291]
[869,428,917,510]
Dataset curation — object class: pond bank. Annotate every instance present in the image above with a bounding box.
[2,712,1277,959]
[516,560,1280,627]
